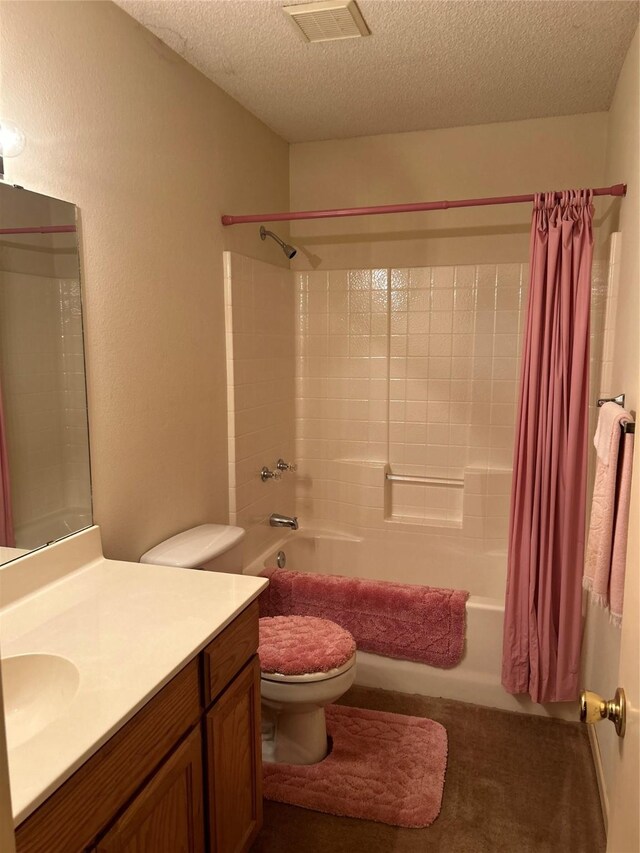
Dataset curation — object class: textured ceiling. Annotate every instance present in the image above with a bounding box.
[115,0,639,143]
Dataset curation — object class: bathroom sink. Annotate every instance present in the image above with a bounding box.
[1,654,80,749]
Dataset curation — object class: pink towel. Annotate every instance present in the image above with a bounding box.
[583,403,635,625]
[259,568,468,668]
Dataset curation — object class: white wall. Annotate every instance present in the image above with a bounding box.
[290,113,609,270]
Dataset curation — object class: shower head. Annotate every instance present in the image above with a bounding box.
[260,225,297,259]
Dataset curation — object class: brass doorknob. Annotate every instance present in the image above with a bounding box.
[579,687,626,738]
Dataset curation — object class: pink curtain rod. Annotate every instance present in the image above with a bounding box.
[221,183,626,226]
[0,225,76,235]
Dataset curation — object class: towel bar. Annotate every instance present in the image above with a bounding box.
[597,393,626,408]
[596,393,635,434]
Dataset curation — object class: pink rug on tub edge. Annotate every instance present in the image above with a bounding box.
[259,567,469,668]
[263,703,448,828]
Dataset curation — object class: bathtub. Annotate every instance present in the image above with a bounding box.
[246,529,575,720]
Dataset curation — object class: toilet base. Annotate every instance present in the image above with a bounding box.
[260,654,357,766]
[262,705,328,765]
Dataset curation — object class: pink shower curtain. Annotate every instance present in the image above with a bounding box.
[502,190,593,704]
[0,375,15,548]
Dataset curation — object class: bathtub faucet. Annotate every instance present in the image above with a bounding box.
[270,513,299,531]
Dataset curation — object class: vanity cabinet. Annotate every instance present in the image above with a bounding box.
[15,601,261,853]
[206,657,262,853]
[94,727,206,853]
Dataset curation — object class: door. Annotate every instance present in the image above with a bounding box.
[95,727,205,853]
[606,452,640,853]
[206,656,262,853]
[605,243,640,852]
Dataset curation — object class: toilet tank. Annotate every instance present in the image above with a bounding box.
[140,524,246,574]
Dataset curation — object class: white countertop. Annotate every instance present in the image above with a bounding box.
[0,527,267,825]
[0,546,29,565]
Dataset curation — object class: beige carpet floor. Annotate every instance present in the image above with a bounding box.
[252,685,606,853]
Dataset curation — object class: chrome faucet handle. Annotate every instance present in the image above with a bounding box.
[276,458,297,472]
[261,467,281,482]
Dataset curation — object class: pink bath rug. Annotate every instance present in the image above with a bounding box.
[263,704,448,828]
[260,568,468,668]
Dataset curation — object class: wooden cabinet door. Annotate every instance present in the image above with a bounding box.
[16,661,201,853]
[206,656,262,853]
[95,727,205,853]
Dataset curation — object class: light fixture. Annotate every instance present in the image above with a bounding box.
[0,120,26,159]
[0,119,26,180]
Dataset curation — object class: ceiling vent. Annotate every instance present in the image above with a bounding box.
[283,1,370,43]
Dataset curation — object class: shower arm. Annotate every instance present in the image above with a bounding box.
[259,225,297,259]
[260,226,287,250]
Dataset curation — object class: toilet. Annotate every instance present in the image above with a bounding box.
[259,614,357,765]
[140,525,357,766]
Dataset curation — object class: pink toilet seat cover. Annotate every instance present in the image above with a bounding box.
[258,615,356,676]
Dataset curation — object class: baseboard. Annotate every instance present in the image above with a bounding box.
[587,724,609,833]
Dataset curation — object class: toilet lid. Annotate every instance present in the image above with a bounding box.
[258,616,356,676]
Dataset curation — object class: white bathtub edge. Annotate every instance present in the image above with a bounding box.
[354,651,577,720]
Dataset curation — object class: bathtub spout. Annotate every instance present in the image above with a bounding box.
[270,513,299,530]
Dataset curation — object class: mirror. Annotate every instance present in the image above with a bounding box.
[0,183,92,565]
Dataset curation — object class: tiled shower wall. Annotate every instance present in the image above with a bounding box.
[225,253,606,573]
[295,260,607,540]
[224,253,296,564]
[598,233,622,396]
[296,263,527,532]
